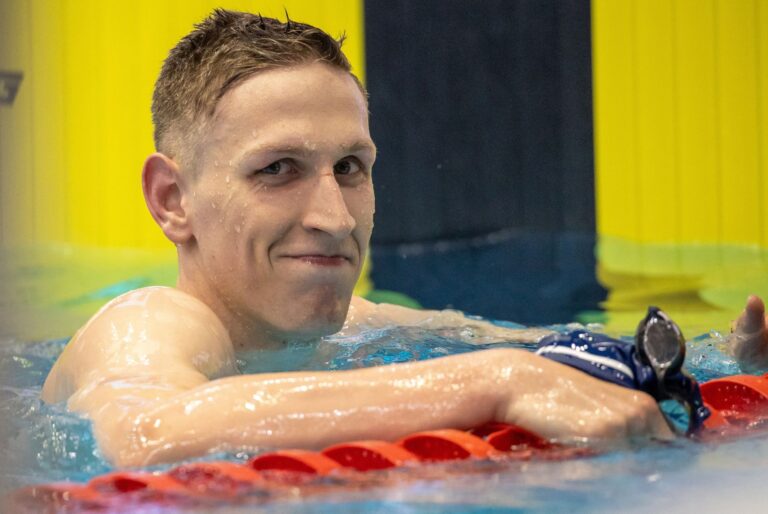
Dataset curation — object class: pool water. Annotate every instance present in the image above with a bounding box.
[2,323,766,513]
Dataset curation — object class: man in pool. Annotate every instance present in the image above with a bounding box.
[41,10,768,468]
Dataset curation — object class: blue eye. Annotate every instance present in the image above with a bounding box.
[334,159,361,175]
[258,161,290,175]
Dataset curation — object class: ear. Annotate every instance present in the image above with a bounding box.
[142,153,193,244]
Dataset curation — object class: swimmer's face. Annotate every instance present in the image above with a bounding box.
[180,63,375,344]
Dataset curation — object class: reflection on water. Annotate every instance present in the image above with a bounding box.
[596,236,768,335]
[371,234,768,336]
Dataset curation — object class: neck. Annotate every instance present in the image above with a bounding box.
[176,266,287,352]
[175,249,346,351]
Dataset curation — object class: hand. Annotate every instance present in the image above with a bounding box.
[498,351,674,446]
[730,295,768,372]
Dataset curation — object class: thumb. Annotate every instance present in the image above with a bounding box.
[735,295,766,335]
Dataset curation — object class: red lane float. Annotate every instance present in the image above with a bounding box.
[249,449,343,475]
[399,429,498,461]
[322,440,417,471]
[11,371,768,510]
[699,372,768,435]
[701,373,768,428]
[168,461,264,495]
[88,471,190,496]
[470,421,553,450]
[8,423,564,511]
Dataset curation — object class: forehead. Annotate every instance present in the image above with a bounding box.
[208,63,370,149]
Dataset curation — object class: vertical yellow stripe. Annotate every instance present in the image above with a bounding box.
[717,0,761,245]
[635,0,678,243]
[593,0,639,241]
[676,0,720,245]
[757,0,768,247]
[594,0,767,247]
[29,1,66,244]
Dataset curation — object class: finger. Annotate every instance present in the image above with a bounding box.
[747,294,765,318]
[734,295,766,335]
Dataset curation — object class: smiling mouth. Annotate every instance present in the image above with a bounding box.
[287,255,351,266]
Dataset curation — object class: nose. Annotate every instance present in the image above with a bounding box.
[301,173,356,239]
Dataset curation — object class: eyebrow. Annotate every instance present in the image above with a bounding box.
[238,141,377,164]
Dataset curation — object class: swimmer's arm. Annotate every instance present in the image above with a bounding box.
[347,296,554,343]
[43,287,668,468]
[75,348,671,467]
[41,286,238,404]
[729,295,768,372]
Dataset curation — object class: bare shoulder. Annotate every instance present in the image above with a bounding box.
[348,296,490,327]
[42,286,237,403]
[346,296,428,327]
[346,296,552,343]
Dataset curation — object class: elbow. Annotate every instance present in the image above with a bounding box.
[95,408,209,468]
[92,410,165,468]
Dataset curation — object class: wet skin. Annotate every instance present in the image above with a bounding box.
[42,63,677,467]
[161,63,376,349]
[731,295,768,372]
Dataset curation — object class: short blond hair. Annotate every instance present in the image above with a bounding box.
[152,9,363,168]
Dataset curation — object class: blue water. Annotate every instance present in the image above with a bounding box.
[1,325,765,512]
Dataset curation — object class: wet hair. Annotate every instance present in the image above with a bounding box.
[152,8,363,167]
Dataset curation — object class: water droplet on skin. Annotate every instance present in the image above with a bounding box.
[225,175,230,184]
[235,225,241,233]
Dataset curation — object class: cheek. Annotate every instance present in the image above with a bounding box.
[236,192,299,247]
[347,186,375,230]
[189,178,228,218]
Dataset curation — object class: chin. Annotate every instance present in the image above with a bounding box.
[277,317,345,343]
[275,300,350,341]
[264,285,353,340]
[306,309,348,335]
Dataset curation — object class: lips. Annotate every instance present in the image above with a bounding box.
[288,255,350,266]
[280,250,354,267]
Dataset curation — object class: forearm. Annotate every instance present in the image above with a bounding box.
[96,349,528,467]
[86,346,672,467]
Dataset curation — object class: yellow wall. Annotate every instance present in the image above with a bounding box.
[592,0,768,332]
[593,0,768,247]
[0,0,365,249]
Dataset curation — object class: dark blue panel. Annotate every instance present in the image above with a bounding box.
[364,0,601,322]
[369,231,604,324]
[364,0,595,243]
